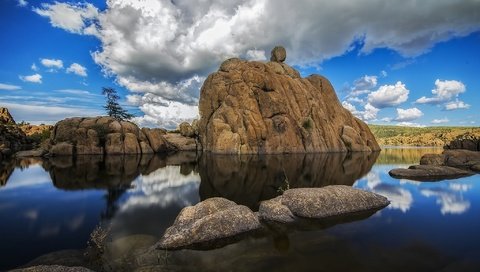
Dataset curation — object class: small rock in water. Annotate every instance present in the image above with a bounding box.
[155,197,261,249]
[10,265,93,272]
[280,186,389,219]
[389,165,474,181]
[259,185,389,223]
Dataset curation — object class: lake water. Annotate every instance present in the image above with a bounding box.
[1,148,480,271]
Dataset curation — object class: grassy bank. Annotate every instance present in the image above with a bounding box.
[368,125,480,147]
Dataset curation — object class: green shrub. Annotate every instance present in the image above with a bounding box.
[302,117,313,130]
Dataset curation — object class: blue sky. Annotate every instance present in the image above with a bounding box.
[0,0,479,128]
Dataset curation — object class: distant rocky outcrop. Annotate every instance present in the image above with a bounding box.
[198,46,379,154]
[47,117,199,156]
[445,136,480,151]
[370,124,480,147]
[0,107,15,124]
[0,107,31,160]
[389,145,480,180]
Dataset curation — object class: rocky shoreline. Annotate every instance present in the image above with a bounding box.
[389,141,480,181]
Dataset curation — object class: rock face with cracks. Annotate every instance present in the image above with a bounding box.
[198,47,379,154]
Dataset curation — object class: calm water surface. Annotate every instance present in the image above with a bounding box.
[1,148,480,271]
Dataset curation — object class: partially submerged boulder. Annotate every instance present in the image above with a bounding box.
[10,265,93,272]
[156,197,261,249]
[389,165,474,181]
[198,47,379,154]
[15,148,47,157]
[258,186,389,223]
[157,186,389,249]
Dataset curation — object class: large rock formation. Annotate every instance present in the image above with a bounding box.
[198,46,379,154]
[48,117,150,156]
[47,117,199,156]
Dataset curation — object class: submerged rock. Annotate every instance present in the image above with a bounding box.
[10,265,93,272]
[198,47,379,154]
[15,148,47,157]
[259,186,389,223]
[389,165,474,181]
[156,197,261,249]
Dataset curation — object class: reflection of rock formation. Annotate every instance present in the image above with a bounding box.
[198,152,379,209]
[44,153,200,221]
[0,160,15,186]
[44,153,198,190]
[0,158,43,187]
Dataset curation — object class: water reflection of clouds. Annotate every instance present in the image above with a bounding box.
[119,166,201,212]
[421,187,471,215]
[356,171,414,213]
[356,164,474,216]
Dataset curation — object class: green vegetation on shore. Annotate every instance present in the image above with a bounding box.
[369,125,480,147]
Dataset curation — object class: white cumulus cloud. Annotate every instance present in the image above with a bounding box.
[396,122,426,128]
[416,79,466,104]
[368,81,409,108]
[444,99,470,111]
[66,63,87,77]
[395,107,423,122]
[245,49,267,61]
[19,73,42,83]
[431,118,449,124]
[34,0,480,127]
[0,83,21,91]
[17,0,28,7]
[40,58,63,69]
[34,2,98,35]
[342,101,379,122]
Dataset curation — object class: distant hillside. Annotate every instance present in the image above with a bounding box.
[368,125,480,147]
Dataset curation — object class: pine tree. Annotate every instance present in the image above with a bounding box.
[102,87,134,121]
